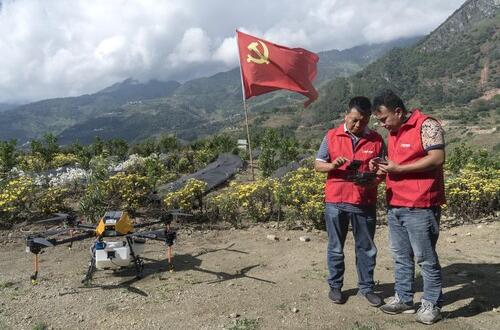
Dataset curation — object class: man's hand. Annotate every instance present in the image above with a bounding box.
[378,159,402,174]
[314,157,348,173]
[377,150,445,175]
[369,158,379,172]
[331,156,348,170]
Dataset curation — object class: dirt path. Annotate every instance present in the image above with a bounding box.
[0,221,499,329]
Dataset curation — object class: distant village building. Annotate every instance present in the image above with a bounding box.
[237,139,248,150]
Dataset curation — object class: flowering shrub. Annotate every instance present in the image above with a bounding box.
[18,154,46,172]
[277,168,325,228]
[163,179,207,211]
[376,181,387,219]
[445,165,500,219]
[113,154,146,172]
[104,172,151,212]
[206,179,276,224]
[207,192,241,225]
[79,181,107,222]
[232,179,277,222]
[50,153,79,168]
[0,176,35,220]
[34,186,68,214]
[206,168,325,227]
[47,167,89,188]
[193,148,216,169]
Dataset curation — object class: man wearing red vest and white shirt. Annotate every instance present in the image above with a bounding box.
[371,90,445,325]
[315,96,385,308]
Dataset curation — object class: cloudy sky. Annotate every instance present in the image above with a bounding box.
[0,0,465,103]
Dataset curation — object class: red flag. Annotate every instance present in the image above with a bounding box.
[236,30,319,107]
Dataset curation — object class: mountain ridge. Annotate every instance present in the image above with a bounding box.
[0,37,422,144]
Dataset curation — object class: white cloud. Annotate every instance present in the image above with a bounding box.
[0,0,465,103]
[213,36,237,65]
[167,28,211,65]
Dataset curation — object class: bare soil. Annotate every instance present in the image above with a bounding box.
[0,220,499,330]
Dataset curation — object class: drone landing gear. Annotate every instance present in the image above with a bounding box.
[82,251,96,286]
[30,253,40,285]
[127,236,144,279]
[167,245,174,272]
[165,223,176,273]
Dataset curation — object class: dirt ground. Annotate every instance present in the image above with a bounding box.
[0,220,499,330]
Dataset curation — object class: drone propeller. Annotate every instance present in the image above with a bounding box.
[38,227,73,238]
[35,213,69,224]
[34,213,79,228]
[160,210,192,223]
[167,209,193,217]
[170,212,192,217]
[31,237,54,247]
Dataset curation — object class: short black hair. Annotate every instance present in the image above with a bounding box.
[372,89,406,113]
[348,96,371,116]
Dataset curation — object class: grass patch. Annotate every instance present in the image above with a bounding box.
[225,318,259,330]
[0,281,15,289]
[32,323,48,330]
[350,321,380,330]
[275,303,287,312]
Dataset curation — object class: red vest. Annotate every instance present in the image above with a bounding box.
[325,125,384,205]
[386,109,446,207]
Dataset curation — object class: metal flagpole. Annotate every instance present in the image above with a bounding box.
[236,31,255,181]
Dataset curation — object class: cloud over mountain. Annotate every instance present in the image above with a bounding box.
[0,0,464,103]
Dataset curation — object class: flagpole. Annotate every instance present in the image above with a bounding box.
[236,31,255,181]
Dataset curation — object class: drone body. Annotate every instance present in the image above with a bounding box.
[94,211,146,270]
[25,210,188,285]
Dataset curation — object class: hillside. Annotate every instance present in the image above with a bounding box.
[0,80,181,143]
[0,37,420,144]
[298,0,500,150]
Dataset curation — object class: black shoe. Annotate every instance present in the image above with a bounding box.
[328,288,344,304]
[359,291,383,307]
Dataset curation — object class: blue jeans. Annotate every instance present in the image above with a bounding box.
[325,203,377,294]
[388,207,443,306]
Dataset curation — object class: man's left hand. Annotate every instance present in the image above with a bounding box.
[378,160,402,174]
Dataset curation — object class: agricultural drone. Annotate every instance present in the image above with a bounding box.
[25,210,190,285]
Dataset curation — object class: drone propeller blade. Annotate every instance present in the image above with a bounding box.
[35,214,68,224]
[32,237,54,247]
[41,228,71,237]
[170,212,192,217]
[166,209,191,216]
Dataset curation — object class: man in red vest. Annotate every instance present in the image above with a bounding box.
[315,96,384,307]
[371,90,445,325]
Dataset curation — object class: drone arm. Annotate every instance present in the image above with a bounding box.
[26,232,94,284]
[129,227,177,272]
[129,230,176,245]
[133,219,164,229]
[75,223,97,230]
[53,232,94,246]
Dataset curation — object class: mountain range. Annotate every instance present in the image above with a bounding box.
[0,37,420,145]
[0,0,498,149]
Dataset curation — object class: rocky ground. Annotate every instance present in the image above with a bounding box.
[0,220,499,330]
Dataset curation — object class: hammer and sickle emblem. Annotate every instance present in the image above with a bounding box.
[247,40,270,64]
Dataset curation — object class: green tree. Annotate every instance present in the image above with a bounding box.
[66,142,93,169]
[28,133,59,164]
[105,138,129,160]
[90,137,105,157]
[159,134,179,153]
[130,138,158,157]
[259,129,280,177]
[0,139,18,174]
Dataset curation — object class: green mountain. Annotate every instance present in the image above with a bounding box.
[0,103,20,113]
[0,79,180,143]
[308,0,499,150]
[0,37,420,145]
[312,0,499,119]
